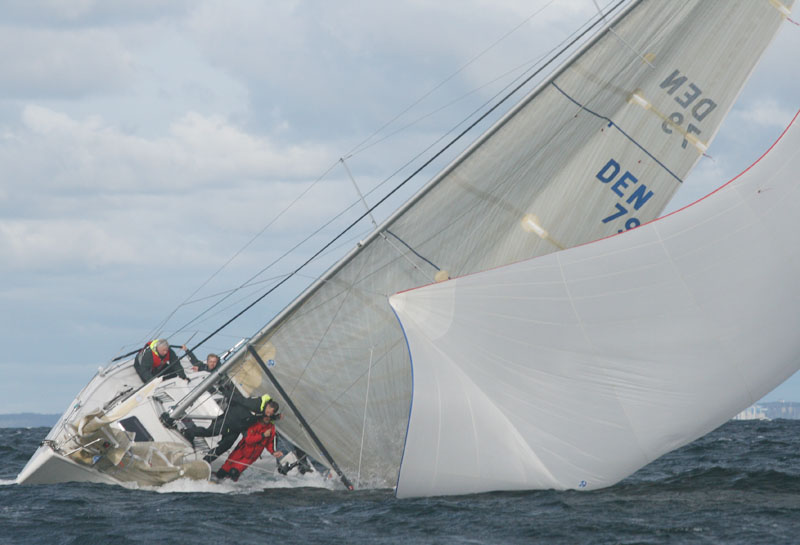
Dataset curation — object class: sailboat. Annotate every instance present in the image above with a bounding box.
[17,0,796,494]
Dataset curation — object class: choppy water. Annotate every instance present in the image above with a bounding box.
[1,420,799,544]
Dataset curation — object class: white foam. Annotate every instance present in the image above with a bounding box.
[150,468,336,494]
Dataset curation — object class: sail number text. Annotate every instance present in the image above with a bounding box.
[659,69,717,150]
[596,159,653,232]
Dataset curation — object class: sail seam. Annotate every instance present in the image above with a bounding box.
[554,249,653,468]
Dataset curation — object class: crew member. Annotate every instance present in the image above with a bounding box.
[184,391,276,463]
[133,339,187,383]
[215,400,283,481]
[186,349,220,373]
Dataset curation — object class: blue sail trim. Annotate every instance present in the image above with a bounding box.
[389,301,416,498]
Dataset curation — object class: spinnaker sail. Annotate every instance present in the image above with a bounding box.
[177,0,794,489]
[390,110,800,497]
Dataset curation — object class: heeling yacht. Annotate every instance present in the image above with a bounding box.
[17,355,220,486]
[18,344,314,487]
[16,0,796,492]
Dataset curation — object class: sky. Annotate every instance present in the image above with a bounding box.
[1,0,799,414]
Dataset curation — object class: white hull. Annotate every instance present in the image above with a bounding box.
[16,358,221,487]
[17,445,121,486]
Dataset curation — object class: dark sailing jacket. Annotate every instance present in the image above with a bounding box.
[134,343,187,383]
[185,348,211,372]
[220,389,263,433]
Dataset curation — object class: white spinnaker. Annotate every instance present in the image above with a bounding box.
[391,112,800,498]
[223,0,793,488]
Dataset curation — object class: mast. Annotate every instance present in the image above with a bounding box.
[166,0,639,423]
[167,0,638,422]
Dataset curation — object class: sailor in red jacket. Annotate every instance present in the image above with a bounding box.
[215,400,284,481]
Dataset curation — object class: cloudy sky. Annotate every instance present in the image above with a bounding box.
[2,0,799,414]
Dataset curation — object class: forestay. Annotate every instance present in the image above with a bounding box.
[219,0,794,488]
[390,111,800,497]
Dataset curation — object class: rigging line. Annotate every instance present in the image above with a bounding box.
[188,1,625,353]
[144,159,343,343]
[183,225,371,309]
[376,94,581,264]
[286,247,374,394]
[267,265,402,329]
[205,456,282,477]
[341,157,378,228]
[346,56,546,158]
[348,1,616,159]
[172,2,616,345]
[215,376,237,445]
[179,273,291,307]
[246,345,354,490]
[341,159,431,278]
[341,2,617,213]
[356,346,374,489]
[303,337,405,426]
[592,0,654,68]
[142,3,619,350]
[160,52,524,344]
[173,285,278,336]
[120,15,606,357]
[550,81,683,184]
[177,235,387,342]
[257,49,682,428]
[182,376,237,457]
[345,0,561,158]
[379,233,431,281]
[173,280,286,334]
[171,195,367,339]
[123,11,620,363]
[385,229,441,272]
[172,225,373,337]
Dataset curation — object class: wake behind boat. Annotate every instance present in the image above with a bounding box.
[16,0,797,494]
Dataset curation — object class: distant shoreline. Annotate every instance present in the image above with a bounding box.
[0,413,60,428]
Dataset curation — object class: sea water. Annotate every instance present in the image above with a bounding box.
[1,420,799,544]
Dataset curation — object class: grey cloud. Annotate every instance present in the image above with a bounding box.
[0,0,193,28]
[0,27,135,99]
[184,1,539,140]
[0,106,336,213]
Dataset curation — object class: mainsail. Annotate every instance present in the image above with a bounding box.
[390,110,800,497]
[178,0,794,489]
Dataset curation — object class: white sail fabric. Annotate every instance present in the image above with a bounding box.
[391,112,800,498]
[225,0,793,488]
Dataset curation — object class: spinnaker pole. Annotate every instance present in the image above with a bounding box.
[246,345,355,490]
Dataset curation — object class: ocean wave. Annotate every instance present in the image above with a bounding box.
[149,469,337,495]
[628,465,800,494]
